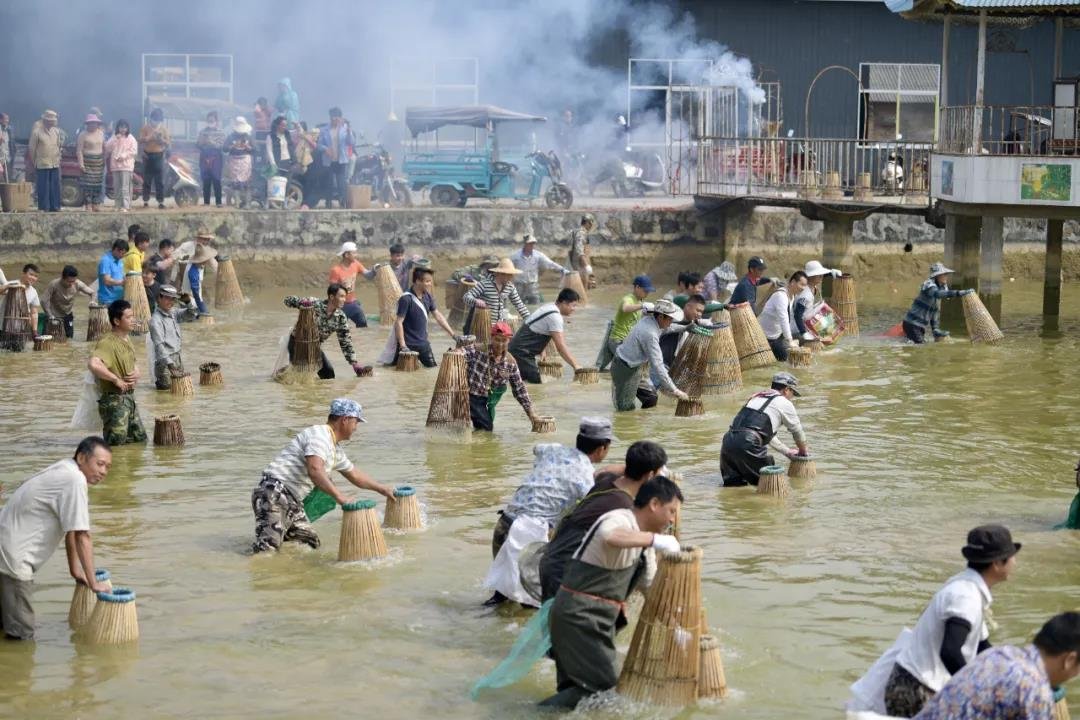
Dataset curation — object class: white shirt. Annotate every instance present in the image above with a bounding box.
[263,425,354,502]
[742,390,806,454]
[575,509,657,591]
[758,287,793,341]
[896,568,992,692]
[0,459,91,581]
[510,248,564,284]
[526,303,564,336]
[24,284,40,312]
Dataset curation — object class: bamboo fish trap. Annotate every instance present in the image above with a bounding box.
[531,416,556,433]
[199,362,223,386]
[396,350,420,372]
[559,271,588,305]
[539,339,563,380]
[214,255,245,310]
[375,264,403,327]
[468,306,492,350]
[573,367,599,384]
[33,335,54,352]
[756,465,791,498]
[86,303,109,342]
[122,271,151,334]
[698,634,728,700]
[702,322,742,396]
[829,273,859,337]
[45,317,67,343]
[199,314,215,325]
[445,280,474,329]
[787,455,817,480]
[1054,698,1071,720]
[338,499,389,561]
[84,588,139,644]
[728,302,774,371]
[169,372,194,397]
[383,486,423,530]
[710,307,731,325]
[291,305,322,372]
[787,346,812,369]
[426,350,471,435]
[670,327,713,398]
[674,399,704,417]
[153,414,185,446]
[961,292,1004,345]
[68,569,112,630]
[0,284,32,351]
[618,546,704,708]
[800,337,823,353]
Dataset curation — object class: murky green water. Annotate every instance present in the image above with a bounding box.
[0,278,1077,720]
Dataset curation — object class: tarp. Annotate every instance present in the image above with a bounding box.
[406,105,546,137]
[885,0,1080,14]
[146,96,250,123]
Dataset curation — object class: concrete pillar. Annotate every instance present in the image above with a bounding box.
[941,213,982,332]
[820,216,856,298]
[1043,218,1064,336]
[978,215,1004,322]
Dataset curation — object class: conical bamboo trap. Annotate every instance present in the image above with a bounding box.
[573,367,599,384]
[45,316,66,343]
[728,303,774,371]
[169,372,194,397]
[1054,698,1071,720]
[787,455,817,480]
[829,274,859,337]
[670,328,713,398]
[756,464,791,498]
[375,264,403,327]
[701,322,742,396]
[214,255,245,311]
[468,306,492,350]
[153,414,185,446]
[559,271,588,305]
[698,634,728,700]
[396,350,420,372]
[123,272,151,334]
[539,339,563,380]
[617,546,704,707]
[68,569,112,629]
[338,499,389,561]
[445,280,474,329]
[961,292,1004,345]
[383,486,423,530]
[787,346,812,368]
[84,588,139,644]
[291,305,322,372]
[710,308,731,325]
[675,399,704,417]
[86,303,109,342]
[800,338,823,353]
[199,362,223,386]
[531,416,556,433]
[425,350,471,435]
[0,284,32,351]
[33,335,54,351]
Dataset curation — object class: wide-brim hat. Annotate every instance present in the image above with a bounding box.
[339,241,358,256]
[190,245,218,265]
[804,260,836,278]
[42,109,58,121]
[85,114,101,124]
[479,255,500,268]
[961,524,1021,563]
[490,258,522,276]
[158,285,180,299]
[233,116,252,134]
[930,262,955,278]
[196,226,215,240]
[522,234,538,244]
[650,299,684,322]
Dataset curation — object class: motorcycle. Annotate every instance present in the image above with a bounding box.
[350,143,412,207]
[588,148,666,197]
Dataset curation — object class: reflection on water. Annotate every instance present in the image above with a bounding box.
[0,279,1077,719]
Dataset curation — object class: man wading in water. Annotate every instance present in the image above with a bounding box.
[507,288,581,384]
[459,322,540,432]
[720,372,808,487]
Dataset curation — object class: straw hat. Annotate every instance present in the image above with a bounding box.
[232,116,252,134]
[195,226,215,240]
[190,244,218,265]
[929,262,955,278]
[490,258,522,276]
[339,241,358,256]
[41,109,58,121]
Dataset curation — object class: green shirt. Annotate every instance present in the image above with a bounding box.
[92,333,137,394]
[611,293,641,342]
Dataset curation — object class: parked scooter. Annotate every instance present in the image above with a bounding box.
[350,143,412,207]
[588,148,666,197]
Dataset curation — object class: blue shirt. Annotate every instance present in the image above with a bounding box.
[188,265,207,313]
[729,274,761,307]
[504,443,595,525]
[914,644,1054,720]
[97,253,124,304]
[396,290,436,347]
[317,124,352,165]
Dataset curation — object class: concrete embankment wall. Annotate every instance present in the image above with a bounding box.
[0,207,1076,289]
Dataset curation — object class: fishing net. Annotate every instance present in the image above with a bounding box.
[470,598,553,699]
[303,489,338,523]
[1055,492,1080,530]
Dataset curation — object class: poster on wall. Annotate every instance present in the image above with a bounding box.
[1020,163,1072,202]
[940,160,954,196]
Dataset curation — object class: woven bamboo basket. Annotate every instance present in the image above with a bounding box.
[961,292,1004,345]
[829,274,859,337]
[531,416,556,433]
[122,271,151,334]
[425,350,471,434]
[445,280,474,329]
[84,588,139,644]
[68,569,112,629]
[45,317,67,343]
[0,284,32,351]
[559,270,588,305]
[1054,698,1071,720]
[756,464,791,498]
[468,306,492,349]
[698,634,728,700]
[539,338,564,380]
[396,350,420,372]
[153,414,185,446]
[86,303,109,342]
[617,546,704,707]
[674,399,704,417]
[375,264,403,327]
[214,255,245,310]
[728,303,774,371]
[291,305,322,373]
[573,367,599,385]
[800,337,823,353]
[169,372,194,397]
[710,308,731,325]
[199,362,223,386]
[507,315,522,334]
[670,328,713,398]
[338,499,389,561]
[32,335,53,351]
[788,346,812,369]
[199,314,215,325]
[702,322,742,396]
[383,486,423,530]
[787,455,817,480]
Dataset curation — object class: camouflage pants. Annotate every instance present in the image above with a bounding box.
[97,393,147,446]
[251,474,320,553]
[154,354,184,390]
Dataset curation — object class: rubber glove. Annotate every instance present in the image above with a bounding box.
[651,534,681,554]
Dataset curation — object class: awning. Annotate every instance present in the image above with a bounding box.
[405,105,547,137]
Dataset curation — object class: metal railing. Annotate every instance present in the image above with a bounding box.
[696,136,934,205]
[939,105,1080,156]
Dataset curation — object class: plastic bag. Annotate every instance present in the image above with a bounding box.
[70,370,102,431]
[805,301,845,344]
[470,598,553,699]
[1055,492,1080,530]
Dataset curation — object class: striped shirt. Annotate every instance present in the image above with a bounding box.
[905,279,962,332]
[263,424,354,501]
[463,276,530,322]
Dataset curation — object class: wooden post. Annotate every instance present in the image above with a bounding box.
[973,9,987,153]
[1043,218,1064,337]
[978,215,1004,323]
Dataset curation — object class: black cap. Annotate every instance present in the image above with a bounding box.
[961,524,1021,563]
[748,256,767,270]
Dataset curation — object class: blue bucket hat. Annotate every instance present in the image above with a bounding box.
[329,398,367,422]
[633,274,654,293]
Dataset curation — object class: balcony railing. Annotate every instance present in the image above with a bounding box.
[939,104,1080,156]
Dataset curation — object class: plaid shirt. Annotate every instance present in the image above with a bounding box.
[914,644,1054,720]
[463,275,530,321]
[461,345,532,414]
[905,278,962,333]
[283,296,356,364]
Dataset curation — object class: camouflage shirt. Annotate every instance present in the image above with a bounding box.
[283,296,356,364]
